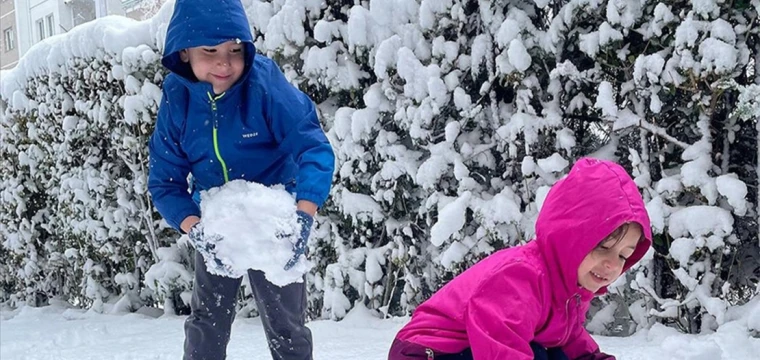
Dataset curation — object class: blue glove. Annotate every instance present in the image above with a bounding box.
[284,210,313,270]
[188,222,237,277]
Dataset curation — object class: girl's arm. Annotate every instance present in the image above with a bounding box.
[562,314,615,360]
[465,261,546,360]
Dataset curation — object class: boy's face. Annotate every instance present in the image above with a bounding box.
[577,225,642,293]
[180,40,245,94]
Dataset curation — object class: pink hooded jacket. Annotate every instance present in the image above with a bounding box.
[395,158,653,359]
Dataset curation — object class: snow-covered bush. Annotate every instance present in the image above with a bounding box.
[0,11,178,311]
[1,0,758,337]
[247,0,760,333]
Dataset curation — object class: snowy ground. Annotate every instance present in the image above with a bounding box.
[2,303,759,360]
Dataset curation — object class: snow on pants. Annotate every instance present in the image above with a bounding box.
[184,253,313,360]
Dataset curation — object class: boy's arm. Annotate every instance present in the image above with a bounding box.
[465,261,545,360]
[264,60,335,209]
[561,315,615,360]
[148,89,201,232]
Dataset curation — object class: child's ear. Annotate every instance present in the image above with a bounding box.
[179,49,189,63]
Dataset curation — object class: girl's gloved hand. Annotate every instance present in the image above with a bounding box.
[284,210,313,270]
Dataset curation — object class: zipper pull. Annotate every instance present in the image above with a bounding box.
[425,348,435,359]
[207,92,218,112]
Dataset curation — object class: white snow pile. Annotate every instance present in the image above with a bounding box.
[197,180,309,286]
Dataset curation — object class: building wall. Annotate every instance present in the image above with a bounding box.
[15,0,131,58]
[14,0,33,54]
[1,0,19,69]
[28,0,59,43]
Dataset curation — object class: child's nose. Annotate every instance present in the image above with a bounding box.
[603,256,620,270]
[218,55,232,67]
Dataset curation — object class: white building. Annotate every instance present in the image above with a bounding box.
[1,0,20,69]
[13,0,127,57]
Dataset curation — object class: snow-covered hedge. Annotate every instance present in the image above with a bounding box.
[0,10,187,312]
[2,0,759,335]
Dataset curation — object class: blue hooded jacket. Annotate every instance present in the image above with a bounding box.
[148,0,335,231]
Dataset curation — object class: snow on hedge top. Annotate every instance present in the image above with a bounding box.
[0,2,175,100]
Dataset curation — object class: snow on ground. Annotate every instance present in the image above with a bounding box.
[2,301,759,360]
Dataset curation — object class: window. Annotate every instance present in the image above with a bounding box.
[35,14,55,42]
[71,1,96,27]
[36,19,45,41]
[3,27,14,52]
[46,14,55,37]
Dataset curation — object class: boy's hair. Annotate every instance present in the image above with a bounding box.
[598,222,644,248]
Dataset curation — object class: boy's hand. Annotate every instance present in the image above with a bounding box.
[284,210,313,270]
[188,223,238,277]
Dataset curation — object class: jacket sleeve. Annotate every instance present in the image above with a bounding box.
[147,87,200,232]
[263,60,335,208]
[465,261,546,360]
[562,312,614,360]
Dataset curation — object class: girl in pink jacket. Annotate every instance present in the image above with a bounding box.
[388,158,652,360]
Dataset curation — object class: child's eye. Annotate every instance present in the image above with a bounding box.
[203,48,217,53]
[619,255,629,262]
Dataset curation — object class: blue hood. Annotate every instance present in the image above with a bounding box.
[162,0,255,83]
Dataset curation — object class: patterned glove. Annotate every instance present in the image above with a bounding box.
[284,210,313,270]
[188,222,238,277]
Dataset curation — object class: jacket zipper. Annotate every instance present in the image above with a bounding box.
[208,92,229,183]
[562,294,581,344]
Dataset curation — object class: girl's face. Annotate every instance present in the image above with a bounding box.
[577,224,642,292]
[180,40,245,94]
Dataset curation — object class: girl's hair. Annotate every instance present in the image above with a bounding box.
[599,222,644,248]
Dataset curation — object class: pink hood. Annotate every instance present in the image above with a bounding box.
[395,158,652,359]
[537,157,653,302]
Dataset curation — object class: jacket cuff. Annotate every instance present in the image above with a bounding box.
[169,206,201,233]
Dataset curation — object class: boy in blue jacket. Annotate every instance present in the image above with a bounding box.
[147,0,334,359]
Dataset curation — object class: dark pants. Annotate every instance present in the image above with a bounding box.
[530,342,570,360]
[388,338,569,360]
[184,253,313,360]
